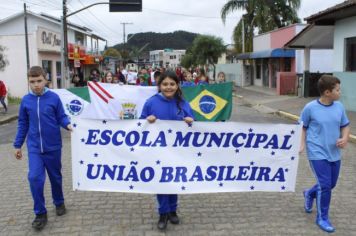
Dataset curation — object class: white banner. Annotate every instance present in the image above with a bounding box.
[71,117,302,194]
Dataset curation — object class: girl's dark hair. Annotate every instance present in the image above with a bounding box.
[158,70,184,113]
[317,74,340,95]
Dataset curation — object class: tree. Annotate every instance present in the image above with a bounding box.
[221,0,301,53]
[103,47,121,58]
[180,52,195,69]
[0,45,9,71]
[190,35,226,80]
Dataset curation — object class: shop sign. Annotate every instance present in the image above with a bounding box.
[74,59,81,68]
[37,27,61,52]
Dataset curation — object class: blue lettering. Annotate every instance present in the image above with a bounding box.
[140,167,155,182]
[174,167,187,182]
[189,166,204,181]
[87,164,101,179]
[207,133,225,147]
[160,167,174,182]
[280,135,292,150]
[173,132,192,147]
[125,131,140,146]
[263,135,279,149]
[236,166,250,180]
[232,133,246,148]
[192,132,209,147]
[152,131,167,147]
[86,129,100,145]
[205,166,218,181]
[101,165,117,180]
[112,130,125,146]
[270,168,285,182]
[99,130,112,145]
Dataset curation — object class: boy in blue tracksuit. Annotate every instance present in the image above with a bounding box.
[14,66,72,230]
[300,75,350,233]
[140,71,194,230]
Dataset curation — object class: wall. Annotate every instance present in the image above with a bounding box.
[215,63,242,86]
[0,34,37,97]
[253,33,271,51]
[334,72,356,112]
[270,25,296,48]
[333,16,356,72]
[295,49,333,74]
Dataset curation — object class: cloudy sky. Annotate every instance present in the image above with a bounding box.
[0,0,344,46]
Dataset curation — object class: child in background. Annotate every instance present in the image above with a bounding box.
[13,66,72,230]
[196,74,209,85]
[152,71,161,86]
[181,72,195,87]
[102,71,114,83]
[217,72,226,83]
[140,71,194,230]
[300,74,350,233]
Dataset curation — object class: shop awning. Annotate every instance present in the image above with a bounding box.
[236,48,295,60]
[284,24,334,49]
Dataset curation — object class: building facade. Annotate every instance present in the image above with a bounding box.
[237,24,332,95]
[0,11,106,97]
[149,49,185,69]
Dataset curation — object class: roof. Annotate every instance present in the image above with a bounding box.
[284,24,334,49]
[236,48,295,60]
[305,0,356,25]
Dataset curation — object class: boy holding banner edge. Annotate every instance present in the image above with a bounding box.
[140,71,194,230]
[299,75,350,233]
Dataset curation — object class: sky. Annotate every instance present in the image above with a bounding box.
[0,0,344,47]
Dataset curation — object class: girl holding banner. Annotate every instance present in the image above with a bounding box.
[140,71,194,230]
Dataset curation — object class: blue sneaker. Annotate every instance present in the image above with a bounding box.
[303,190,313,213]
[316,219,335,233]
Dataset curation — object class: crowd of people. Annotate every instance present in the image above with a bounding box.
[71,65,227,88]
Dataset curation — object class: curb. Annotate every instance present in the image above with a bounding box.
[277,110,356,144]
[0,115,18,125]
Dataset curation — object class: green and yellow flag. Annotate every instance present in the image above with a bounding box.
[182,82,233,121]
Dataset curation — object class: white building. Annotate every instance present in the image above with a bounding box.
[0,11,106,97]
[149,49,185,68]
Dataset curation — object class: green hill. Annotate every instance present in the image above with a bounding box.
[113,30,199,53]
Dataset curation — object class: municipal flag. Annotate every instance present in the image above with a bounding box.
[54,83,157,120]
[182,82,233,121]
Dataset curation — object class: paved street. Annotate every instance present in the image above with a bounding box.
[1,98,355,235]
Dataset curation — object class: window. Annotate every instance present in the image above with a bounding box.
[345,37,356,71]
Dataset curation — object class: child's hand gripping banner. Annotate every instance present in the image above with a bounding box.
[71,117,302,194]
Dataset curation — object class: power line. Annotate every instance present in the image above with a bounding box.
[67,3,119,43]
[143,7,237,20]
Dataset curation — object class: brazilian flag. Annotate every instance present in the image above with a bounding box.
[182,82,233,121]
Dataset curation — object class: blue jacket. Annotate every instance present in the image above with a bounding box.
[13,90,70,153]
[181,81,195,87]
[140,93,194,120]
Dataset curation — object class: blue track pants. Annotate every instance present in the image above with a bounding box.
[157,194,178,214]
[306,160,341,220]
[28,149,64,215]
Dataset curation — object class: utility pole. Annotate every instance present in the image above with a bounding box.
[121,22,133,49]
[24,3,30,91]
[121,22,132,66]
[60,0,69,89]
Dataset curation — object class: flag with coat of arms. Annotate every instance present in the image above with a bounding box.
[53,82,157,120]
